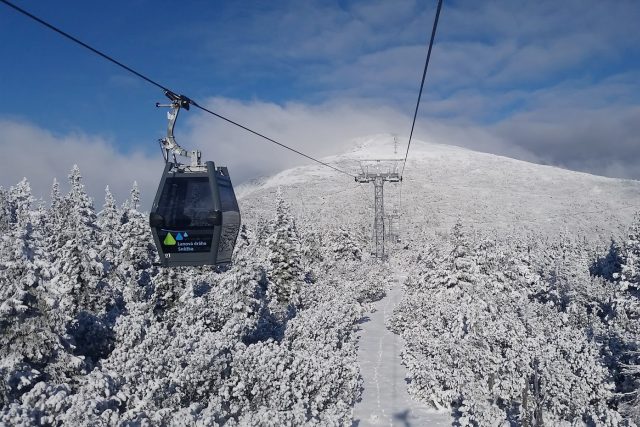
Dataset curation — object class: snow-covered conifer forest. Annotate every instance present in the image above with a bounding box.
[0,169,384,425]
[1,137,640,426]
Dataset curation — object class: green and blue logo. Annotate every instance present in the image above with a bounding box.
[163,233,177,246]
[163,231,190,246]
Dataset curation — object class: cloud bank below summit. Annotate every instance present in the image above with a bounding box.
[2,94,639,211]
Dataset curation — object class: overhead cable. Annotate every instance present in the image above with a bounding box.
[0,0,355,178]
[401,0,443,177]
[0,0,170,93]
[190,102,354,177]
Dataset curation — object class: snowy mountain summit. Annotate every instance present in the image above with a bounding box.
[240,133,640,245]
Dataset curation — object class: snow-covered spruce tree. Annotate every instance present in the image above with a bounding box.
[43,178,68,259]
[266,189,303,308]
[0,180,43,405]
[116,182,157,303]
[48,168,100,314]
[330,227,362,262]
[0,179,83,416]
[97,186,121,275]
[235,224,254,256]
[299,229,325,283]
[591,239,624,282]
[387,241,439,335]
[390,222,490,408]
[619,213,640,294]
[49,166,119,366]
[255,216,272,245]
[0,180,38,321]
[96,181,156,388]
[234,223,268,267]
[533,236,595,312]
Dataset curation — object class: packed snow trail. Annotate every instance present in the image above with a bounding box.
[352,275,452,426]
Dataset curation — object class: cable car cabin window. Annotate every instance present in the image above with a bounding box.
[154,176,217,255]
[157,177,214,228]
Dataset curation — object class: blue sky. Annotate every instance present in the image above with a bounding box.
[1,0,639,207]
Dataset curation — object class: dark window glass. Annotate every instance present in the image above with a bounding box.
[157,177,214,228]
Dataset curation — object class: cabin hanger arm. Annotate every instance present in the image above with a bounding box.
[156,90,202,168]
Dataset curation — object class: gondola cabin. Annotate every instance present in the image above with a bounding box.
[149,161,240,267]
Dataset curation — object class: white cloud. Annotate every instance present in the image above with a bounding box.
[2,75,638,217]
[0,104,414,211]
[0,118,159,210]
[196,0,639,96]
[152,90,640,184]
[182,98,412,181]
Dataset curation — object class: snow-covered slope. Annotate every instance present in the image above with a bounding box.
[238,134,640,246]
[232,135,640,425]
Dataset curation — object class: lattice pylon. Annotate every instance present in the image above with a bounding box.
[355,159,402,260]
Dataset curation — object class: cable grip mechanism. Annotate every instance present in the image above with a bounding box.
[156,90,202,168]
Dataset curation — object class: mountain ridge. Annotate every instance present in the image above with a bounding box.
[237,134,640,246]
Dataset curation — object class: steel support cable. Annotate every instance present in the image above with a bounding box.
[401,0,443,178]
[1,0,356,179]
[397,0,442,228]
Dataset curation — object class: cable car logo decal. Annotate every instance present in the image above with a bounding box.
[163,233,177,246]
